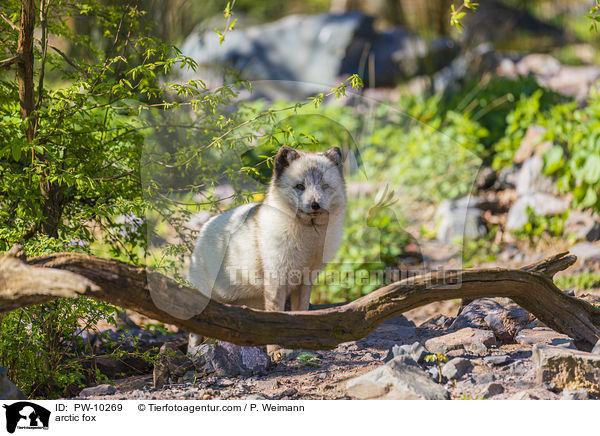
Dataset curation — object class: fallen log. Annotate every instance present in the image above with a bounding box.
[1,251,599,351]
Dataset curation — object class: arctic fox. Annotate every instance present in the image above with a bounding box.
[188,146,346,315]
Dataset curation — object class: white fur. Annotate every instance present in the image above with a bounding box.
[188,148,346,312]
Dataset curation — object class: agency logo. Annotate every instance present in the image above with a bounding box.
[2,402,50,433]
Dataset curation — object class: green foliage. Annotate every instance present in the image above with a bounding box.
[461,226,501,268]
[425,352,449,383]
[450,1,478,33]
[296,352,320,368]
[556,272,600,292]
[491,85,600,216]
[492,88,565,170]
[540,92,600,213]
[586,3,600,32]
[0,298,118,398]
[512,207,572,242]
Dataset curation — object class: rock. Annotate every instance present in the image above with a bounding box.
[0,367,26,400]
[79,384,117,397]
[435,197,488,243]
[466,339,488,356]
[180,12,457,99]
[475,167,497,191]
[516,54,561,77]
[154,342,195,388]
[484,355,511,366]
[428,366,441,382]
[187,333,205,356]
[540,65,600,101]
[190,341,270,378]
[419,314,454,330]
[586,222,600,242]
[506,192,570,230]
[506,360,532,377]
[479,382,504,398]
[425,328,497,354]
[484,306,536,343]
[345,356,449,400]
[243,394,268,400]
[373,323,416,339]
[471,373,496,385]
[451,298,505,330]
[561,389,589,400]
[532,345,600,393]
[441,357,473,380]
[569,242,600,264]
[592,339,600,355]
[509,387,558,400]
[515,328,575,349]
[384,342,427,364]
[94,356,151,378]
[565,211,598,241]
[497,165,519,190]
[513,126,549,164]
[515,155,555,196]
[182,371,198,384]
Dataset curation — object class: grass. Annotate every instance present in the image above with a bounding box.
[556,272,600,293]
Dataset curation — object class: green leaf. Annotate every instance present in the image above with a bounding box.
[543,145,564,175]
[583,154,600,184]
[11,143,21,161]
[582,187,598,208]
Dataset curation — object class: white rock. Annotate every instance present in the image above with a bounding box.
[345,356,449,400]
[506,193,570,230]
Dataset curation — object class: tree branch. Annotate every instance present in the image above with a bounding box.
[1,251,599,351]
[0,55,20,69]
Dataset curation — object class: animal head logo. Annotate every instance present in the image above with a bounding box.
[3,402,51,433]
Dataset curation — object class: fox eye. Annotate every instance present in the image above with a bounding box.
[295,183,305,191]
[322,184,329,189]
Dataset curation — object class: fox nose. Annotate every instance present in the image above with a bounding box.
[311,202,320,210]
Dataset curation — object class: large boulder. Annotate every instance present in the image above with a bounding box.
[506,192,570,230]
[189,341,271,377]
[435,196,490,243]
[180,12,457,99]
[345,356,449,400]
[532,345,600,393]
[425,327,497,354]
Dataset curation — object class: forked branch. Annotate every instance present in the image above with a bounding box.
[1,251,599,351]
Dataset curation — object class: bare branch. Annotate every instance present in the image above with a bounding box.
[0,55,20,68]
[1,252,599,351]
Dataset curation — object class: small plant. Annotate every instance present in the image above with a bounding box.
[425,352,449,384]
[459,394,486,400]
[450,1,479,33]
[512,207,571,243]
[296,352,320,368]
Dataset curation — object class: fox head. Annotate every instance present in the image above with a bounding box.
[267,146,346,225]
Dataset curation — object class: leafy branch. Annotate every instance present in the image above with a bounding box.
[450,1,479,33]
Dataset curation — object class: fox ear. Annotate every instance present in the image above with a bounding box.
[274,146,300,178]
[324,146,342,166]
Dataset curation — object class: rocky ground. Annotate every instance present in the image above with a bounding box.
[73,283,600,400]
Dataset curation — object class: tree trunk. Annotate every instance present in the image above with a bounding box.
[1,251,599,351]
[17,0,35,142]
